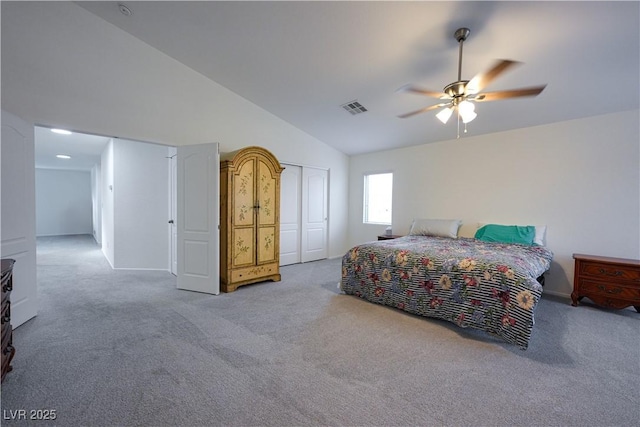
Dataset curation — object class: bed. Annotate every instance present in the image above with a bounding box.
[340,226,553,349]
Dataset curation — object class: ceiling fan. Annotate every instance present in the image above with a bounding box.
[398,27,546,131]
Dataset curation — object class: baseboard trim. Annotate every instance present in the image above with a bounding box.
[542,289,571,299]
[111,267,171,272]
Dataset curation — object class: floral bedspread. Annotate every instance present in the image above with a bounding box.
[340,236,553,349]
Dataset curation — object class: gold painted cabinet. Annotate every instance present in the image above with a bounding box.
[220,146,284,292]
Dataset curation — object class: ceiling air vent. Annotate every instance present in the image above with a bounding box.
[341,100,368,115]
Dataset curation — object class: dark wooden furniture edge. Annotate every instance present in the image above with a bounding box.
[377,234,403,241]
[2,259,16,383]
[573,253,640,266]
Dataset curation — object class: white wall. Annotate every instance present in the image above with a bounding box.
[91,164,102,244]
[113,139,170,270]
[1,1,350,259]
[348,110,640,297]
[101,140,115,266]
[35,168,92,237]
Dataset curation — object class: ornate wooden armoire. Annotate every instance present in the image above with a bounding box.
[219,146,284,292]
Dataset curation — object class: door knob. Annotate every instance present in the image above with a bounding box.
[168,220,174,224]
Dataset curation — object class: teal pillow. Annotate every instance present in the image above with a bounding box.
[474,224,536,245]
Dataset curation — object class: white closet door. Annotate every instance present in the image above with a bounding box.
[279,165,301,266]
[301,167,328,263]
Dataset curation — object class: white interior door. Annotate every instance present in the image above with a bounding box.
[301,167,328,263]
[169,147,177,276]
[1,110,38,327]
[177,143,219,294]
[280,165,301,266]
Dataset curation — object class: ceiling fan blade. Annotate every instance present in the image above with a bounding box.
[397,103,450,119]
[474,85,547,102]
[397,84,449,99]
[466,59,521,94]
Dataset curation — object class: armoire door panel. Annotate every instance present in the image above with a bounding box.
[258,159,277,226]
[232,227,255,267]
[233,159,255,226]
[258,226,276,263]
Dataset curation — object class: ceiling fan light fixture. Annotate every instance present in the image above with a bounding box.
[457,100,477,123]
[458,100,475,114]
[436,107,453,124]
[460,110,477,124]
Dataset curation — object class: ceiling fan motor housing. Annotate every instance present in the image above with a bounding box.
[444,80,469,98]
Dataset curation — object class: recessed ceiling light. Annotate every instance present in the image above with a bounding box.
[56,154,72,159]
[51,128,72,135]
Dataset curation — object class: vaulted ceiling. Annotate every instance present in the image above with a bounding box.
[4,2,640,159]
[76,1,639,155]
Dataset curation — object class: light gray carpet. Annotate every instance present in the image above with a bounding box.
[1,234,638,426]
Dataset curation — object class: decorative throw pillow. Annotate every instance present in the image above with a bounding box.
[475,224,536,245]
[409,219,462,239]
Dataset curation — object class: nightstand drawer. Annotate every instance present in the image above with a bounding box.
[577,279,640,302]
[579,262,640,282]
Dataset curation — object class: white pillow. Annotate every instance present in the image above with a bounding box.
[533,225,547,246]
[477,223,547,246]
[409,219,462,239]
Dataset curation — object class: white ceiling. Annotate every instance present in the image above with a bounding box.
[35,126,109,171]
[71,1,639,156]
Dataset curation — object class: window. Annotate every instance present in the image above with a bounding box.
[363,172,392,224]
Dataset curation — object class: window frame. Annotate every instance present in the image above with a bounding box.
[362,171,393,225]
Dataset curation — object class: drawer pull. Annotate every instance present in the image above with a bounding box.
[598,268,623,277]
[597,285,622,294]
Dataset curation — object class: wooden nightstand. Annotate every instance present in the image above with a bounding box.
[377,234,403,241]
[572,253,640,312]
